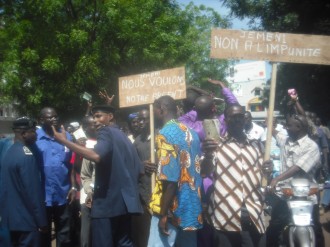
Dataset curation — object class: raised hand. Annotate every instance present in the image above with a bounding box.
[207,78,227,89]
[99,89,115,105]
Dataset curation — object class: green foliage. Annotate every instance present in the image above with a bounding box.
[0,0,229,121]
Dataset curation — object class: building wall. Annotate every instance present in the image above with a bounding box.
[226,61,268,120]
[0,105,18,136]
[229,79,267,118]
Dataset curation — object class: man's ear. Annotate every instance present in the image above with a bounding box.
[20,130,27,140]
[211,104,216,113]
[108,113,114,122]
[158,105,163,114]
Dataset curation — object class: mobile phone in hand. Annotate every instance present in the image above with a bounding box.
[203,119,221,141]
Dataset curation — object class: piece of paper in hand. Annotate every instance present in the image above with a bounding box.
[82,92,92,101]
[73,128,87,140]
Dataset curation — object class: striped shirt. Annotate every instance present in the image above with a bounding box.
[207,136,266,233]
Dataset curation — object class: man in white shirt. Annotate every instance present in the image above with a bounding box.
[244,111,264,141]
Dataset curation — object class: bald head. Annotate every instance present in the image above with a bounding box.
[40,107,56,118]
[195,95,215,120]
[154,95,177,115]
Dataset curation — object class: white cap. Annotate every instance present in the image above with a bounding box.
[70,122,80,128]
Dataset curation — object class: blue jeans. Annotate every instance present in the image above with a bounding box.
[147,215,177,247]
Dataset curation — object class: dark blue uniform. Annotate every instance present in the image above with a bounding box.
[0,141,47,247]
[91,125,143,247]
[0,137,13,247]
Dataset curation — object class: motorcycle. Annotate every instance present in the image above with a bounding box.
[266,178,321,247]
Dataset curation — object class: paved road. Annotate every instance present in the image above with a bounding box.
[321,208,330,247]
[50,209,330,247]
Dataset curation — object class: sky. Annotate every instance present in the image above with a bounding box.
[176,0,272,80]
[176,0,249,29]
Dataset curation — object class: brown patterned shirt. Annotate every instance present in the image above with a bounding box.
[207,135,266,233]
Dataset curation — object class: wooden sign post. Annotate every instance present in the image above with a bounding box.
[210,29,330,184]
[119,67,186,191]
[264,63,278,162]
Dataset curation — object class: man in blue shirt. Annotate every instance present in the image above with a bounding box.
[52,105,143,247]
[36,107,75,247]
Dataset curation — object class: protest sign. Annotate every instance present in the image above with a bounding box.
[211,29,330,65]
[211,29,330,185]
[119,67,186,108]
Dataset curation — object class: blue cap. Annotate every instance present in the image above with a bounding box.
[128,112,138,120]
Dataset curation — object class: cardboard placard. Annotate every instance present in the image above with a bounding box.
[211,29,330,65]
[119,67,186,108]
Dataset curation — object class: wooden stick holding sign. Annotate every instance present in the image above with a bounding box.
[149,104,156,191]
[118,67,186,192]
[263,63,278,186]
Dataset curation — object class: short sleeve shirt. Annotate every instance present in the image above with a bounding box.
[276,133,320,179]
[149,120,203,230]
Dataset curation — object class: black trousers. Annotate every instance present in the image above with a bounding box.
[213,209,265,247]
[10,230,41,247]
[40,204,71,247]
[131,204,151,247]
[80,203,92,247]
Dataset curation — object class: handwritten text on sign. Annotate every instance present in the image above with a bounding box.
[119,67,186,108]
[211,29,330,65]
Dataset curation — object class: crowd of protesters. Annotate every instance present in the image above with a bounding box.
[0,82,329,247]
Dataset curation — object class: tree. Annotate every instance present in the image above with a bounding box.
[221,0,330,121]
[0,0,229,121]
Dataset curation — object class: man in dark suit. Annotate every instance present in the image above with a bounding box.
[0,117,47,247]
[52,105,143,247]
